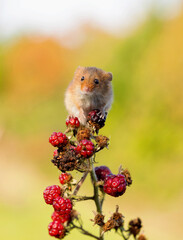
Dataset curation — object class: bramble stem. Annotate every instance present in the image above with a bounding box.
[90,162,101,213]
[71,222,99,240]
[70,195,94,201]
[73,171,89,195]
[90,159,104,240]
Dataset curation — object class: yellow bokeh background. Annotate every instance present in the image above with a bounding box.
[0,10,183,240]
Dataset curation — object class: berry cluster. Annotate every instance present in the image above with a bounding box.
[49,132,68,148]
[95,165,127,197]
[43,173,74,239]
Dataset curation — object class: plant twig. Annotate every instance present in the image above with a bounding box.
[90,158,104,240]
[70,195,94,201]
[71,222,99,240]
[73,171,89,195]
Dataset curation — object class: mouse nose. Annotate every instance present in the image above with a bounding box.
[83,86,91,92]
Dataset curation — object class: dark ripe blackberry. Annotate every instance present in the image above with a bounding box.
[51,149,78,172]
[87,109,106,131]
[95,166,112,181]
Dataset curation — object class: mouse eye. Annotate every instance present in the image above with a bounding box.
[81,76,85,81]
[94,79,99,84]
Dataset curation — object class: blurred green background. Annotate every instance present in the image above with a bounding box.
[0,2,183,240]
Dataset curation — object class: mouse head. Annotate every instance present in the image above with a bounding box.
[74,66,112,95]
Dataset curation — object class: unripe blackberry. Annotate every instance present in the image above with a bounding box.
[43,185,62,205]
[51,211,71,224]
[53,196,72,215]
[66,116,80,128]
[95,166,112,181]
[59,173,72,185]
[48,220,65,238]
[49,132,68,148]
[76,139,94,158]
[103,174,126,197]
[87,109,106,131]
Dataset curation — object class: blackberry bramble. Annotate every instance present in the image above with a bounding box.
[103,174,126,197]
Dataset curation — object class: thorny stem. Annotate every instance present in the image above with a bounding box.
[70,195,94,201]
[90,158,104,240]
[71,222,99,240]
[100,191,105,209]
[73,171,89,195]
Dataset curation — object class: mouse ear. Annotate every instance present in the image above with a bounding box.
[74,66,85,75]
[76,66,84,70]
[104,72,113,81]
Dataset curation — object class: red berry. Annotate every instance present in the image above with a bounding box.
[48,220,65,238]
[103,174,126,197]
[66,116,80,128]
[51,211,71,224]
[43,185,61,205]
[59,173,72,185]
[53,196,72,215]
[49,132,68,148]
[95,166,112,181]
[76,140,94,158]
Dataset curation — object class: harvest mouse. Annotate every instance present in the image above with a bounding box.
[64,66,113,125]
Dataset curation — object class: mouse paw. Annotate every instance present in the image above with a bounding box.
[100,111,107,120]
